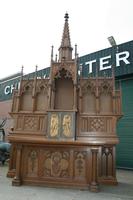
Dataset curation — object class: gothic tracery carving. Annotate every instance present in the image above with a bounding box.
[99,80,113,95]
[82,80,96,96]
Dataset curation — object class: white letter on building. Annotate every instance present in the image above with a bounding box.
[116,51,130,67]
[10,84,15,94]
[100,55,111,71]
[85,60,96,74]
[4,86,10,95]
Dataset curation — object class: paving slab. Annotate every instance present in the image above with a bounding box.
[0,164,133,200]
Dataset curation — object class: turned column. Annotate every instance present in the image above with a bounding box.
[90,148,99,192]
[12,144,22,186]
[7,144,17,178]
[96,96,100,114]
[73,83,77,110]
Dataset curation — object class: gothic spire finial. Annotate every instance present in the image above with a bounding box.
[59,12,73,61]
[64,12,69,21]
[51,45,54,61]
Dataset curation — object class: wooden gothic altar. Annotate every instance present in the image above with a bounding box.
[7,13,122,192]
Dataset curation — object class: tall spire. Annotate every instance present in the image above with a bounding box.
[58,13,73,61]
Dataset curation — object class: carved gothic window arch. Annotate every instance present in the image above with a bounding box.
[20,81,33,111]
[54,68,74,110]
[99,80,113,113]
[81,81,96,114]
[36,82,48,111]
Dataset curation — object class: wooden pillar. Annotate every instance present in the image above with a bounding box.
[48,83,52,109]
[90,148,99,192]
[16,95,21,112]
[96,80,100,114]
[32,96,36,111]
[73,83,77,110]
[7,144,16,178]
[12,144,22,186]
[96,96,100,114]
[51,88,55,109]
[79,86,82,113]
[112,92,116,114]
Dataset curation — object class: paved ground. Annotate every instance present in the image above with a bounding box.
[0,164,133,200]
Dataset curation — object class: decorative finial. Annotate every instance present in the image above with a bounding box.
[35,65,38,72]
[51,45,54,61]
[34,65,38,79]
[55,54,57,62]
[21,65,24,75]
[75,44,77,59]
[64,12,69,21]
[20,65,24,80]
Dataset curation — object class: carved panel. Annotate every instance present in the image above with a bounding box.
[100,94,112,113]
[101,146,114,177]
[36,79,49,94]
[99,80,113,95]
[48,112,75,139]
[54,77,74,110]
[81,117,89,132]
[62,114,72,137]
[14,114,48,133]
[24,116,38,131]
[39,115,47,133]
[36,80,49,111]
[43,151,70,177]
[16,116,23,130]
[22,147,88,182]
[81,80,96,114]
[49,114,59,137]
[81,80,96,96]
[80,116,113,133]
[52,64,75,82]
[21,80,33,94]
[27,150,39,177]
[36,93,48,111]
[74,152,87,178]
[82,93,96,113]
[90,118,105,132]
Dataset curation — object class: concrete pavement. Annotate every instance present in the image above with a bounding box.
[0,164,133,200]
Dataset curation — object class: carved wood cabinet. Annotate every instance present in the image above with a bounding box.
[7,13,122,192]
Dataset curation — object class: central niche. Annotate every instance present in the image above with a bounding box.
[54,69,74,110]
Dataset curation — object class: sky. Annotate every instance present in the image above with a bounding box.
[0,0,132,79]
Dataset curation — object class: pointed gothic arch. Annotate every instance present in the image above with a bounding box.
[54,68,74,110]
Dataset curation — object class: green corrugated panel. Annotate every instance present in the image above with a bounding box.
[79,40,133,78]
[116,78,133,169]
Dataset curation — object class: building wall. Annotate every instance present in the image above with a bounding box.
[116,77,133,169]
[0,100,13,139]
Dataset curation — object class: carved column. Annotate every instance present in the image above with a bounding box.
[16,95,21,112]
[48,83,52,109]
[12,144,22,186]
[112,93,116,114]
[51,86,55,109]
[90,148,99,192]
[7,144,17,178]
[100,146,118,185]
[96,96,100,114]
[73,83,77,110]
[32,96,36,111]
[96,82,100,114]
[79,86,82,113]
